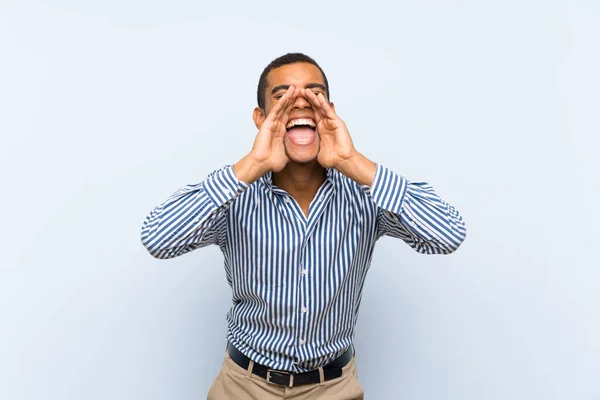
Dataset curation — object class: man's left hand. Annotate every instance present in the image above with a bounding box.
[303,89,356,169]
[304,89,376,186]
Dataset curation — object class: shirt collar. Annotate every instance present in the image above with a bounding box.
[260,168,335,193]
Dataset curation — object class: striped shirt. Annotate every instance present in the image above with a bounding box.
[141,164,466,373]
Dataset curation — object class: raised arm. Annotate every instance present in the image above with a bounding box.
[141,86,301,259]
[365,165,466,254]
[304,89,466,254]
[141,167,248,259]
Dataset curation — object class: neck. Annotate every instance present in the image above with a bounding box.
[272,161,327,201]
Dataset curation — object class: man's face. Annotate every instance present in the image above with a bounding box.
[259,62,329,165]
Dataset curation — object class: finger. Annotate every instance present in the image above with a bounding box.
[302,89,325,122]
[267,85,295,122]
[317,93,337,119]
[282,87,301,121]
[272,88,300,139]
[303,88,323,111]
[275,86,298,121]
[312,103,325,125]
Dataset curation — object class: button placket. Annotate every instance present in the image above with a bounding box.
[297,237,310,350]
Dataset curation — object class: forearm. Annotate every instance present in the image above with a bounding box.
[334,150,377,186]
[233,153,269,185]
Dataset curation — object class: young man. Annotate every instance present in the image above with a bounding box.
[141,53,466,399]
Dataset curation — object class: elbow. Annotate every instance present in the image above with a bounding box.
[141,232,189,260]
[140,229,170,260]
[142,240,176,260]
[443,223,467,255]
[415,224,466,255]
[141,236,161,259]
[445,235,465,254]
[145,246,167,260]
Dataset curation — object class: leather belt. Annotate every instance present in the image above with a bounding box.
[226,342,353,387]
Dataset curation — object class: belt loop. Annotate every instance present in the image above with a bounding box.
[288,374,294,388]
[245,360,254,379]
[318,366,325,386]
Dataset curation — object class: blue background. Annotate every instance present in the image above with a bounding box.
[1,0,598,398]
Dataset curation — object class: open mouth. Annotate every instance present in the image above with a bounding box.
[286,118,317,146]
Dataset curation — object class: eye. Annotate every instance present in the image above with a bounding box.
[274,93,284,100]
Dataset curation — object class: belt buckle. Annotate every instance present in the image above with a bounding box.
[266,369,294,387]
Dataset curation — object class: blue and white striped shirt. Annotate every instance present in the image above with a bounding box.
[141,164,466,373]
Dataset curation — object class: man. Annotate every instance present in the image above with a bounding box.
[141,53,466,399]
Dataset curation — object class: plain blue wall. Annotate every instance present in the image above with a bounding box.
[1,0,599,399]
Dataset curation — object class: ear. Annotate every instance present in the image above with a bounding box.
[253,107,265,129]
[329,102,336,114]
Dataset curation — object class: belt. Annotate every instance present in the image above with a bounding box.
[226,342,353,387]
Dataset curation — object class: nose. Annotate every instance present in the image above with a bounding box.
[292,91,311,110]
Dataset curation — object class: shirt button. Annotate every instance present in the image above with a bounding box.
[302,306,307,313]
[302,269,307,276]
[285,197,291,203]
[300,339,305,345]
[409,221,417,227]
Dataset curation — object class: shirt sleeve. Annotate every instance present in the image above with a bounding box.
[140,165,250,259]
[361,164,467,254]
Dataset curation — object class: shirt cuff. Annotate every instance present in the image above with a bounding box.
[203,165,250,207]
[361,164,408,214]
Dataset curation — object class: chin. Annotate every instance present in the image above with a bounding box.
[285,147,320,165]
[289,156,319,165]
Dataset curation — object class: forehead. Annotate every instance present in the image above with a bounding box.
[266,62,325,88]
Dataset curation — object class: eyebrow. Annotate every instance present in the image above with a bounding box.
[271,83,327,95]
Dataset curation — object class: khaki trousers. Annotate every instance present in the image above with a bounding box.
[207,352,364,400]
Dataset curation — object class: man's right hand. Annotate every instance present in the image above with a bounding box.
[234,86,299,184]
